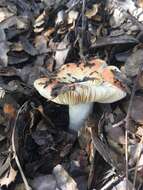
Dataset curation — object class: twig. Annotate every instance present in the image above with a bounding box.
[129,164,143,173]
[79,0,87,63]
[100,176,120,190]
[125,63,143,190]
[137,183,142,190]
[65,0,81,13]
[112,120,125,128]
[132,134,143,190]
[11,102,32,190]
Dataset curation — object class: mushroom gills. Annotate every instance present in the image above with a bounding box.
[69,102,93,131]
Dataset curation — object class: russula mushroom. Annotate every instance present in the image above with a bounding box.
[34,58,126,131]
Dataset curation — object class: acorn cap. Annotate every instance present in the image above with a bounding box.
[34,58,126,105]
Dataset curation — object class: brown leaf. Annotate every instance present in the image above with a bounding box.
[3,103,16,119]
[34,35,49,54]
[44,28,55,39]
[34,11,46,33]
[0,66,17,76]
[138,0,143,9]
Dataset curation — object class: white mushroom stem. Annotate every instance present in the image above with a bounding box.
[69,103,94,131]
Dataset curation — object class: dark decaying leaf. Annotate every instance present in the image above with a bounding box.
[34,35,49,54]
[0,67,17,76]
[115,51,131,62]
[131,96,143,124]
[20,37,38,56]
[8,52,29,65]
[125,49,143,77]
[91,35,138,48]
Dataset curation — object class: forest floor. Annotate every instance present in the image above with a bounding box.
[1,0,143,190]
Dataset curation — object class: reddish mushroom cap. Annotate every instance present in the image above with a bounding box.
[34,58,126,105]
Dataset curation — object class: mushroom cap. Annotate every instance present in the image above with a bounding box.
[34,58,126,105]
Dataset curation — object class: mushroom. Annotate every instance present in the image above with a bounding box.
[34,58,126,131]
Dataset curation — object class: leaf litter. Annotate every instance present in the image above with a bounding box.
[1,0,143,190]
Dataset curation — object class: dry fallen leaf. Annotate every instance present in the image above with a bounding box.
[138,0,143,9]
[85,4,99,19]
[68,10,79,29]
[53,164,79,190]
[0,164,17,187]
[0,7,14,22]
[136,126,143,137]
[34,10,46,33]
[56,10,65,25]
[0,87,5,99]
[54,34,71,69]
[34,35,49,54]
[3,103,16,119]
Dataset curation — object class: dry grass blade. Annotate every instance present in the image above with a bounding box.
[100,176,119,190]
[132,135,143,189]
[11,101,32,190]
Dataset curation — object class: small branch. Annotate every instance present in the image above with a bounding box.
[112,120,125,128]
[129,164,143,173]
